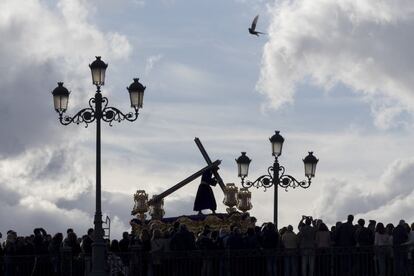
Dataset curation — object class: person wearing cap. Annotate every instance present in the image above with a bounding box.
[193,170,217,215]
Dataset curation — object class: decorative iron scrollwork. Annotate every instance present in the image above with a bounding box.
[58,96,139,127]
[241,163,311,192]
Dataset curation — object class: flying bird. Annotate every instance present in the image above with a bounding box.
[249,15,265,36]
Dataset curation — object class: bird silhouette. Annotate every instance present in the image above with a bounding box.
[248,15,265,36]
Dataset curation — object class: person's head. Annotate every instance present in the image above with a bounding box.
[266,223,276,232]
[399,219,406,226]
[386,223,394,234]
[357,218,365,227]
[122,231,129,240]
[66,228,74,235]
[305,217,312,226]
[319,223,329,232]
[34,228,41,236]
[6,231,16,243]
[53,233,63,243]
[67,232,77,242]
[347,214,354,223]
[287,225,293,232]
[87,228,94,236]
[376,223,385,235]
[110,239,120,252]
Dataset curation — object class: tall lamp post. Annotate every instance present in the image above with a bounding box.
[51,56,146,276]
[235,131,318,230]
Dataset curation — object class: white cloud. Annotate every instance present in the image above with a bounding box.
[313,157,414,225]
[0,0,133,237]
[145,54,163,76]
[258,0,414,128]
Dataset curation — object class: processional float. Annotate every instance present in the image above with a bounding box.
[130,138,255,234]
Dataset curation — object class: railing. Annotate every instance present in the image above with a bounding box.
[0,245,413,276]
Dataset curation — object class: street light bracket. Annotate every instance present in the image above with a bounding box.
[241,164,311,192]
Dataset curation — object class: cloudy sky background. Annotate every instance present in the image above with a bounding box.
[1,0,414,238]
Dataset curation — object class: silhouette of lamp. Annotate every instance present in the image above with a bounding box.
[52,56,146,276]
[237,188,252,213]
[133,190,149,221]
[223,183,239,214]
[235,131,318,230]
[149,195,165,220]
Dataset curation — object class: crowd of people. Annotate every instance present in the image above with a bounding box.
[0,214,414,276]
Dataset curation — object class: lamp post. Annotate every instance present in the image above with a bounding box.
[235,131,318,230]
[52,56,146,276]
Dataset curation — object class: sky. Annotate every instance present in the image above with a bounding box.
[1,0,414,239]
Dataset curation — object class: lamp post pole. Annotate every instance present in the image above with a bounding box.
[93,87,105,275]
[236,131,319,230]
[52,57,146,275]
[273,158,278,228]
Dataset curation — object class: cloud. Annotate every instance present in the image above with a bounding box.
[258,0,414,128]
[145,54,163,76]
[0,0,133,237]
[313,157,414,225]
[0,0,131,156]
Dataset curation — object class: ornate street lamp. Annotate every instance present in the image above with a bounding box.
[51,56,146,276]
[52,82,70,113]
[236,152,251,179]
[235,130,318,230]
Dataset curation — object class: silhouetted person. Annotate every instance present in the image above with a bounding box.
[139,229,152,252]
[261,223,279,276]
[355,218,373,246]
[49,233,63,276]
[227,226,244,250]
[119,231,131,270]
[4,231,17,276]
[170,224,195,251]
[282,225,298,276]
[374,223,391,276]
[393,219,409,276]
[335,215,355,276]
[64,231,81,257]
[335,214,356,247]
[248,15,265,36]
[81,228,94,256]
[33,228,48,254]
[119,231,130,252]
[298,217,316,276]
[196,225,214,250]
[244,227,260,249]
[193,170,217,214]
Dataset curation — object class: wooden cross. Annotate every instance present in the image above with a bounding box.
[194,137,226,192]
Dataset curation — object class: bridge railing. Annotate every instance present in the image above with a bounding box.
[0,245,412,276]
